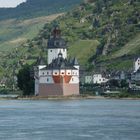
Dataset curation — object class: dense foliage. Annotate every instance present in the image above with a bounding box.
[17,64,34,95]
[38,0,140,70]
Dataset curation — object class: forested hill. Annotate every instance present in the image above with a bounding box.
[0,0,83,20]
[22,0,139,70]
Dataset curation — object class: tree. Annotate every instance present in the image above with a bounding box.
[17,64,34,96]
[120,80,128,88]
[108,79,120,88]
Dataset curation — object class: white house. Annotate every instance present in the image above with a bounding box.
[93,74,108,84]
[131,57,140,81]
[85,73,108,84]
[134,57,140,72]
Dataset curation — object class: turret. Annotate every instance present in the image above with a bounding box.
[73,58,80,70]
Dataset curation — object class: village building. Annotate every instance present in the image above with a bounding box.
[93,74,108,84]
[84,73,108,84]
[111,71,126,81]
[134,57,140,72]
[131,69,140,81]
[85,75,92,84]
[34,26,80,96]
[131,57,140,81]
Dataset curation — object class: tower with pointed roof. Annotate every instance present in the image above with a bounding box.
[34,26,80,96]
[47,26,67,64]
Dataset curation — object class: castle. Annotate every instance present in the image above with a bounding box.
[34,26,80,96]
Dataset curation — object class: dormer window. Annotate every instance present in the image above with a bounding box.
[54,41,59,46]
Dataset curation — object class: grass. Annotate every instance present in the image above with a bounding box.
[111,33,140,59]
[107,59,133,70]
[68,39,99,66]
[0,13,63,52]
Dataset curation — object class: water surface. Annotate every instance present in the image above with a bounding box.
[0,99,140,140]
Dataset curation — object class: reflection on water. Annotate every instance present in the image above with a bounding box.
[0,99,140,140]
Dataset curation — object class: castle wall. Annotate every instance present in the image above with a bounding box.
[69,76,79,84]
[35,79,39,96]
[40,76,54,84]
[38,83,79,97]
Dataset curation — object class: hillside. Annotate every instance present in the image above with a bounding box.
[0,13,63,52]
[0,0,140,87]
[0,0,82,20]
[31,0,139,70]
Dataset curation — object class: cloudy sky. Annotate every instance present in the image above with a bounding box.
[0,0,26,8]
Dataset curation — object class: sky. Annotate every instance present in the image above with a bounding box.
[0,0,26,8]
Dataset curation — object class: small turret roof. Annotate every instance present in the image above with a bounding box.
[73,57,79,65]
[36,56,46,65]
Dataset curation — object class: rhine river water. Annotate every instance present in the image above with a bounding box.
[0,99,140,140]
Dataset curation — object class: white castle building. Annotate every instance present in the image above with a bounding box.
[34,26,80,96]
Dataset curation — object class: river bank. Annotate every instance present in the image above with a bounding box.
[0,94,140,100]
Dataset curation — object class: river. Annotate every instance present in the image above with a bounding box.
[0,99,140,140]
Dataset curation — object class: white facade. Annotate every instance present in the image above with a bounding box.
[134,57,140,72]
[35,68,79,85]
[35,79,39,96]
[85,74,108,84]
[85,76,92,84]
[48,48,67,64]
[93,74,108,84]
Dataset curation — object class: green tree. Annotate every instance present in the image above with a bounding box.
[17,64,34,96]
[120,80,128,88]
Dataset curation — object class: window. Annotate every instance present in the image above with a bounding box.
[68,73,70,75]
[47,72,49,75]
[42,72,45,75]
[50,50,52,52]
[47,78,49,82]
[61,72,64,74]
[55,41,59,46]
[55,72,57,75]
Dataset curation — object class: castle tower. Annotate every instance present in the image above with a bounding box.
[47,26,67,64]
[34,26,80,97]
